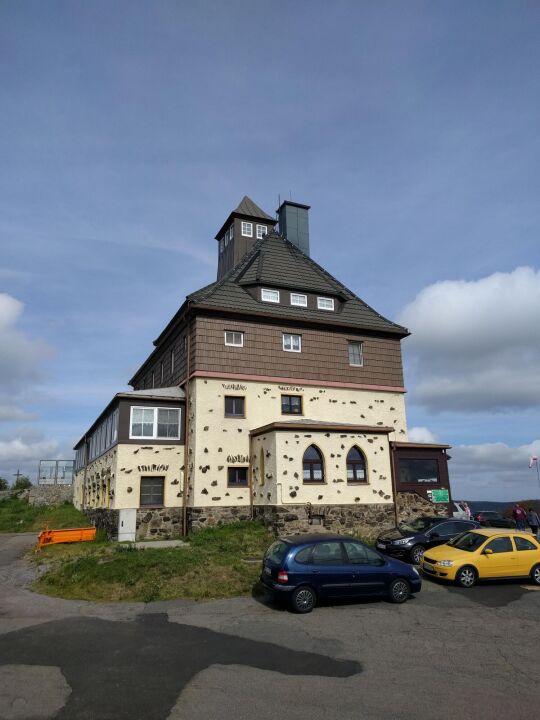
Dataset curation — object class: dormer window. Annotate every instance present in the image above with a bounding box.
[290,293,307,307]
[317,296,335,311]
[256,224,268,239]
[241,222,253,237]
[261,288,280,303]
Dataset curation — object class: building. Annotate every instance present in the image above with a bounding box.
[73,196,452,540]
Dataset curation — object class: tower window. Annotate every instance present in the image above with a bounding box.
[348,342,363,367]
[241,222,253,237]
[224,331,244,347]
[256,224,268,239]
[224,396,245,417]
[283,333,301,352]
[281,395,302,414]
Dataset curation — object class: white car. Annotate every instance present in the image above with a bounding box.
[452,501,471,520]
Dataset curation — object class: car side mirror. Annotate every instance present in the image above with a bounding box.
[483,548,493,555]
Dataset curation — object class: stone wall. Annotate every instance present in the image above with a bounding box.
[136,508,184,540]
[396,491,449,522]
[189,505,252,532]
[28,484,73,507]
[84,508,119,539]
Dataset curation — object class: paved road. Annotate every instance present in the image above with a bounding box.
[1,533,539,720]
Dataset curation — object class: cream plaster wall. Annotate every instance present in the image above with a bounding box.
[189,377,407,508]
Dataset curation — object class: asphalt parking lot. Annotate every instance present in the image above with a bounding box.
[1,533,539,720]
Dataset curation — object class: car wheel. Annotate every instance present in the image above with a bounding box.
[456,566,477,588]
[410,544,425,565]
[388,578,410,603]
[290,586,316,614]
[531,564,540,586]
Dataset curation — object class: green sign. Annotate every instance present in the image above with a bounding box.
[431,489,449,503]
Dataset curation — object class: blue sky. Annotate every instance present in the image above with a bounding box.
[1,1,539,499]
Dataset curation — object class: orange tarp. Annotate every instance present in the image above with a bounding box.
[36,526,96,549]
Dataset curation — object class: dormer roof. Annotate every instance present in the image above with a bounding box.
[214,195,276,240]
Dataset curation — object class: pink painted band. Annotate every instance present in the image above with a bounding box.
[189,370,406,394]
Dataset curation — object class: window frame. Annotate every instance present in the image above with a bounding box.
[224,330,244,347]
[229,223,234,240]
[139,476,165,508]
[227,466,249,488]
[290,293,307,307]
[283,333,302,352]
[302,445,325,484]
[281,394,303,415]
[348,341,364,367]
[224,395,245,418]
[346,446,368,484]
[256,224,268,239]
[241,221,253,237]
[317,296,335,311]
[261,288,280,304]
[129,406,181,440]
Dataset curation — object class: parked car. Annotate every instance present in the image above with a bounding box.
[421,529,540,587]
[376,517,480,565]
[473,511,516,528]
[260,534,421,613]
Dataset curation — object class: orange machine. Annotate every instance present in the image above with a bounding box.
[36,526,96,550]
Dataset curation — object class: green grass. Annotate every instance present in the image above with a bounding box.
[32,521,274,603]
[0,497,89,533]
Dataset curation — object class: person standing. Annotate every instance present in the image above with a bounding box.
[513,504,527,531]
[462,501,472,520]
[527,508,540,537]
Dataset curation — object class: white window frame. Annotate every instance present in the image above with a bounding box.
[283,333,302,352]
[241,221,253,237]
[129,406,181,440]
[224,330,244,347]
[290,293,307,307]
[256,224,268,239]
[317,296,335,311]
[348,341,364,367]
[261,288,280,303]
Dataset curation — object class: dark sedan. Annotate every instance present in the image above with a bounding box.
[473,511,516,528]
[260,534,421,613]
[376,517,480,565]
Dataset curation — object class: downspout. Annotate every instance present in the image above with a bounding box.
[389,441,399,527]
[249,454,254,520]
[182,315,192,537]
[82,435,88,510]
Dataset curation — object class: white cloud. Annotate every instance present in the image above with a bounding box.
[450,438,540,501]
[408,426,438,443]
[398,267,540,411]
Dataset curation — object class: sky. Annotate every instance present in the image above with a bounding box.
[1,0,539,500]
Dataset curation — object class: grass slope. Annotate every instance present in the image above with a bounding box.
[0,498,88,533]
[33,521,274,603]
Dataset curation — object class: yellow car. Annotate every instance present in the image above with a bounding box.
[421,529,540,588]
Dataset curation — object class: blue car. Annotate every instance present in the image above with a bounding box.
[260,533,422,613]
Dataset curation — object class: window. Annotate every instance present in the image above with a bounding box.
[346,447,367,483]
[229,223,234,240]
[224,330,244,347]
[281,395,302,415]
[160,360,164,384]
[224,396,245,417]
[485,537,513,553]
[224,229,229,247]
[317,296,335,311]
[514,536,537,551]
[283,333,301,352]
[312,542,345,565]
[290,293,307,307]
[130,407,181,440]
[265,541,288,564]
[259,448,265,487]
[228,467,248,487]
[294,546,313,564]
[219,238,224,254]
[348,342,363,367]
[303,445,324,483]
[151,371,155,389]
[399,458,439,484]
[183,335,187,353]
[256,224,268,239]
[241,221,253,237]
[140,477,164,507]
[343,542,383,566]
[261,288,280,303]
[171,349,175,376]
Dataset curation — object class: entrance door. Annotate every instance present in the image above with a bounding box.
[118,509,137,542]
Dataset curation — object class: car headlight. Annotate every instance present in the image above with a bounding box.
[438,560,454,567]
[393,537,413,545]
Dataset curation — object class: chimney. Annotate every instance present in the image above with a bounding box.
[277,200,310,256]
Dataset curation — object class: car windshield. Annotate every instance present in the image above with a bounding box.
[398,517,439,533]
[447,532,487,552]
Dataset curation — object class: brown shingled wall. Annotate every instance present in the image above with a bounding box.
[192,316,404,387]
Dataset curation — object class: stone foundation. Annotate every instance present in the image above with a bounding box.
[28,485,73,507]
[84,508,119,539]
[136,507,184,540]
[396,491,449,522]
[253,503,396,539]
[189,506,252,532]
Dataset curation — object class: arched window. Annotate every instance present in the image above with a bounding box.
[303,445,325,483]
[259,448,265,486]
[347,446,367,483]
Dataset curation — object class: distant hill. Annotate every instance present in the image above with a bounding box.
[467,500,540,517]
